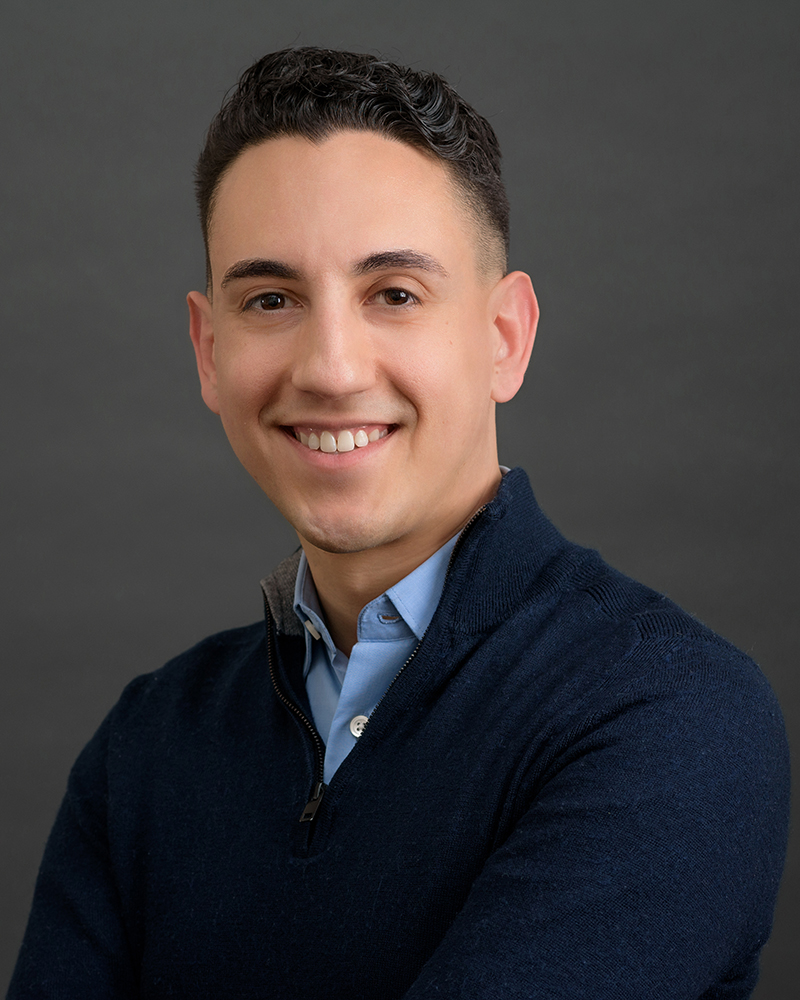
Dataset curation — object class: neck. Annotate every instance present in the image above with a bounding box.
[299,471,501,655]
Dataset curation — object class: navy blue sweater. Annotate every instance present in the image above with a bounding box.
[9,469,789,999]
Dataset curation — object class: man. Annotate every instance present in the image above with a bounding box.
[10,47,789,999]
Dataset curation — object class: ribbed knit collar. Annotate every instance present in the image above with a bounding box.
[261,467,569,638]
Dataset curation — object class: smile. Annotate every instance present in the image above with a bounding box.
[290,425,391,454]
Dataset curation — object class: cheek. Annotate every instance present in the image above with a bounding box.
[215,342,282,416]
[416,326,495,425]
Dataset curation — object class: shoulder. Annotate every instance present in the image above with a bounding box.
[472,509,787,756]
[534,556,789,789]
[94,621,267,743]
[63,620,269,808]
[504,547,789,833]
[577,556,773,695]
[129,619,264,689]
[451,469,785,736]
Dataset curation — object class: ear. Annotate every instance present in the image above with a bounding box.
[489,271,539,403]
[187,290,221,414]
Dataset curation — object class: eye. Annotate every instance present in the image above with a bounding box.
[243,292,291,313]
[375,287,418,307]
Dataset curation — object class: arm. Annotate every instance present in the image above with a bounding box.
[402,648,790,999]
[8,713,139,999]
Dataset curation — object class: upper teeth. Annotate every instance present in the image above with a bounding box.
[296,427,387,453]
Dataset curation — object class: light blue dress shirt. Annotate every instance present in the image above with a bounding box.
[293,534,460,784]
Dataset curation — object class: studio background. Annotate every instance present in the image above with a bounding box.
[2,0,797,994]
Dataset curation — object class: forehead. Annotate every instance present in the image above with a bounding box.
[208,131,480,279]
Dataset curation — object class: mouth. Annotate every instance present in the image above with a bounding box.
[284,424,394,454]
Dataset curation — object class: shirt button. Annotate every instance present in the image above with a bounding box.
[350,715,369,738]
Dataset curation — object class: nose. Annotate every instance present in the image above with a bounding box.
[291,302,376,399]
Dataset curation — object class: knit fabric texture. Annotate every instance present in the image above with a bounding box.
[9,469,790,999]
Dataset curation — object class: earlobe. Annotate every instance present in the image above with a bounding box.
[187,290,221,414]
[490,271,539,403]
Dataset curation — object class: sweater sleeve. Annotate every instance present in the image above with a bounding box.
[8,709,139,998]
[401,641,790,1000]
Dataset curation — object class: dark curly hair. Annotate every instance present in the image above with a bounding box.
[195,47,509,286]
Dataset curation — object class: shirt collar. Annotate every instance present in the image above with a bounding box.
[293,531,460,652]
[384,533,458,639]
[293,554,339,662]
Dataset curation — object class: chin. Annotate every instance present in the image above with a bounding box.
[292,507,403,556]
[299,523,391,555]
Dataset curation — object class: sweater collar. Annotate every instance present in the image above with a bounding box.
[436,466,569,634]
[261,468,568,638]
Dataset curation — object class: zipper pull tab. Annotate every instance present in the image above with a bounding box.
[299,781,326,823]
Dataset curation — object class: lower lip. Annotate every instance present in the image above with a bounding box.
[281,427,395,469]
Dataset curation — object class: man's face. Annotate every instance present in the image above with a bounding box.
[189,131,533,560]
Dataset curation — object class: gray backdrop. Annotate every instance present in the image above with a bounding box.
[2,0,797,994]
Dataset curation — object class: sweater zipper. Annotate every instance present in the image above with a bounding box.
[264,503,486,825]
[263,597,328,823]
[365,504,487,725]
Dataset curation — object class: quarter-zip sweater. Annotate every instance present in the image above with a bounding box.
[9,469,789,999]
[294,532,459,783]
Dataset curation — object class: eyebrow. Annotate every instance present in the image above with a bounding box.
[352,249,449,278]
[220,259,302,288]
[219,249,448,289]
